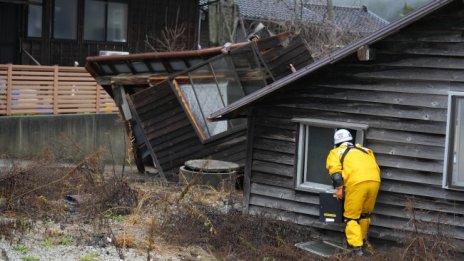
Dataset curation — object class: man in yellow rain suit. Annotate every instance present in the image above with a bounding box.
[326,129,381,256]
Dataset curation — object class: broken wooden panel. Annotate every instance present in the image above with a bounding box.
[261,35,314,80]
[127,80,247,175]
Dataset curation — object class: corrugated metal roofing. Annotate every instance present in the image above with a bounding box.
[208,0,455,121]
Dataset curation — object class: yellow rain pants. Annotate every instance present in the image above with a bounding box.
[344,180,380,247]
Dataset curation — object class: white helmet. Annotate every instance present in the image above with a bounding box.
[334,129,352,145]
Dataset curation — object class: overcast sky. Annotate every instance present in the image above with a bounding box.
[332,0,432,21]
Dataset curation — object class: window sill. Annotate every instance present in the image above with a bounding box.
[83,40,128,45]
[442,184,464,191]
[295,182,335,194]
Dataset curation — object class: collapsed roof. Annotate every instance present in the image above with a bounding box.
[86,33,313,176]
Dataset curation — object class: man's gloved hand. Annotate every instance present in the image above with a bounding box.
[336,186,344,200]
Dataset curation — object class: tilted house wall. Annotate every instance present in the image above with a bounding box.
[127,81,248,176]
[211,0,464,244]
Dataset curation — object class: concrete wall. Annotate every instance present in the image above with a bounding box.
[0,113,127,164]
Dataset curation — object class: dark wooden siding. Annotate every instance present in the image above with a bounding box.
[246,3,464,243]
[17,0,198,66]
[0,3,22,64]
[129,82,247,176]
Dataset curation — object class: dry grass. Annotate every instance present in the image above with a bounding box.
[154,180,320,260]
[395,197,457,261]
[113,233,136,249]
[0,150,460,260]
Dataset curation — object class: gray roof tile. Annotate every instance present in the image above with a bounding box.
[235,0,389,33]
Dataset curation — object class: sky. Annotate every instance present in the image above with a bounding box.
[331,0,432,21]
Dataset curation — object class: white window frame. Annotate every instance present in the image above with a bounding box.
[293,118,368,193]
[443,92,464,190]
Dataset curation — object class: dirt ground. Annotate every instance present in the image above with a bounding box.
[0,154,324,260]
[0,153,459,261]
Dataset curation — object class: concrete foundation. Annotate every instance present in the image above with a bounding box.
[0,113,127,163]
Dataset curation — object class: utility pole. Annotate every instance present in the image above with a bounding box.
[327,0,334,23]
[209,0,237,46]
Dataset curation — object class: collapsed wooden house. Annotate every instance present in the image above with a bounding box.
[85,33,313,177]
[209,0,464,245]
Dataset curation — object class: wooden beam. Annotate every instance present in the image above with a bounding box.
[170,79,206,141]
[109,73,154,85]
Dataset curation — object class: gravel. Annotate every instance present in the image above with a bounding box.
[0,220,181,261]
[0,241,149,261]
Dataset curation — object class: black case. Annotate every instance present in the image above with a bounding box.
[319,192,344,223]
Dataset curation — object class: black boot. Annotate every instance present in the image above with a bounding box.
[362,240,374,256]
[350,247,364,257]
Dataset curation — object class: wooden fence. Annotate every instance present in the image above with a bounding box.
[0,64,117,115]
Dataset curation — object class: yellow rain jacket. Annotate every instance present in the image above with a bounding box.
[326,143,380,187]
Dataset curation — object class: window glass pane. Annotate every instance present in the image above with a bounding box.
[179,81,209,137]
[54,0,77,39]
[304,126,333,185]
[190,66,227,136]
[176,63,247,139]
[210,57,245,105]
[84,0,105,41]
[27,3,42,37]
[452,98,464,186]
[107,2,128,42]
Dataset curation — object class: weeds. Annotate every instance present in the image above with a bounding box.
[159,199,318,260]
[41,236,75,248]
[397,197,456,261]
[113,232,136,249]
[106,213,128,222]
[80,252,101,261]
[0,147,138,260]
[4,149,457,260]
[145,216,158,260]
[14,244,29,254]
